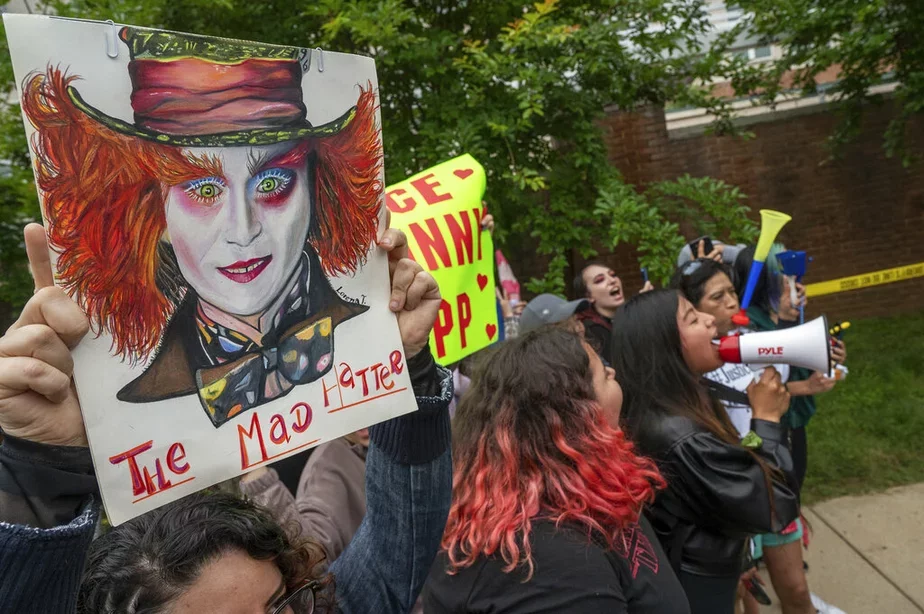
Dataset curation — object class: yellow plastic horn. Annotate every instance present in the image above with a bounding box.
[731,208,794,325]
[754,209,792,261]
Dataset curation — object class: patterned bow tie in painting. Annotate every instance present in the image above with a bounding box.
[192,261,335,427]
[195,317,334,427]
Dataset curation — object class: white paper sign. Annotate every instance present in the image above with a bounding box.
[5,14,417,524]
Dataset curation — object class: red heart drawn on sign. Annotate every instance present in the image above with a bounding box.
[486,323,497,340]
[454,169,474,180]
[477,273,488,291]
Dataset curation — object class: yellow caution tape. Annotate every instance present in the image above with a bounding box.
[805,262,924,298]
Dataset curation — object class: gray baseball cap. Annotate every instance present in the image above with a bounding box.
[519,294,590,334]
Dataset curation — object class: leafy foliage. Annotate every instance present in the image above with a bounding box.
[0,25,40,317]
[594,174,758,286]
[730,0,924,166]
[0,0,757,315]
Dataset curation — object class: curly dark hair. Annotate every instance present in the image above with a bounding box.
[78,491,331,613]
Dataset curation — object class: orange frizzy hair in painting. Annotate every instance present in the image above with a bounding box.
[312,82,382,277]
[21,67,382,360]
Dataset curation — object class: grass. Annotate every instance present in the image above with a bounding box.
[802,310,924,504]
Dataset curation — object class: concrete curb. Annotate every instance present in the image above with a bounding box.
[755,484,924,613]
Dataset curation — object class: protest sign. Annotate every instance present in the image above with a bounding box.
[5,14,416,524]
[385,155,497,364]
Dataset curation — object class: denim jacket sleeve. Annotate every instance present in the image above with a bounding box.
[330,349,453,614]
[0,434,99,614]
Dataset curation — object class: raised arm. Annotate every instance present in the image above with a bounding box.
[333,351,452,612]
[0,224,97,613]
[238,350,452,613]
[330,225,452,613]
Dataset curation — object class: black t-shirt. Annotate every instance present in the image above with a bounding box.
[578,310,613,361]
[423,515,690,613]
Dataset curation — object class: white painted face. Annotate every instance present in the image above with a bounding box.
[164,142,311,317]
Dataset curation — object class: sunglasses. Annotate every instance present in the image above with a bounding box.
[680,258,710,276]
[270,579,321,614]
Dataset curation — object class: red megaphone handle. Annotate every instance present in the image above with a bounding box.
[718,335,742,363]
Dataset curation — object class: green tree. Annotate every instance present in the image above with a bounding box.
[1,0,755,317]
[731,0,924,166]
[595,174,758,284]
[0,29,40,318]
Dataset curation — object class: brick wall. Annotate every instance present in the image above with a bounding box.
[587,101,924,320]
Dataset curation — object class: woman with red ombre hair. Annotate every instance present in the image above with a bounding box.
[423,327,690,613]
[21,27,382,428]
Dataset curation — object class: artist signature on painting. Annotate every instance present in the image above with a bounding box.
[335,286,367,306]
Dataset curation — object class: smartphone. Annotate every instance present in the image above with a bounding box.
[688,236,714,258]
[743,576,772,606]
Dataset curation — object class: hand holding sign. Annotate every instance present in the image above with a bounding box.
[0,224,88,447]
[379,227,442,359]
[831,339,847,364]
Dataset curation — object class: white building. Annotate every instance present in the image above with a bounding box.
[666,1,895,136]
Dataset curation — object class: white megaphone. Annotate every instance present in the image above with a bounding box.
[717,316,831,373]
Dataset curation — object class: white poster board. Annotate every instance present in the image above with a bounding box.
[5,14,416,524]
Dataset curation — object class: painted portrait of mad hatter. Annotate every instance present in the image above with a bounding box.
[20,27,383,428]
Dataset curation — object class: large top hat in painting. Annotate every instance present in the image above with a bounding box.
[68,27,355,147]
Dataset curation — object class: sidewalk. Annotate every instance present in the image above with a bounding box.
[759,482,924,613]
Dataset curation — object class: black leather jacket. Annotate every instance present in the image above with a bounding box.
[636,415,800,577]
